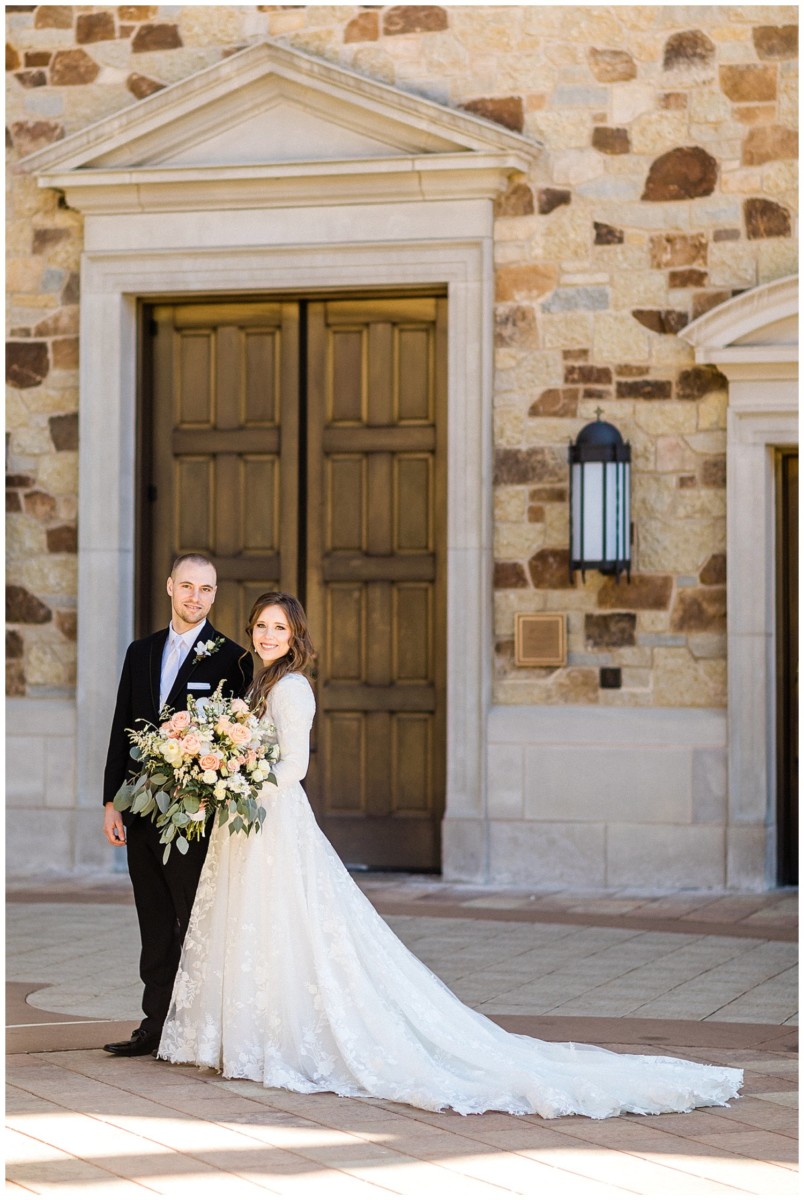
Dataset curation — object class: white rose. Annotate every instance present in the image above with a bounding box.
[251,769,264,782]
[213,783,226,800]
[202,769,217,784]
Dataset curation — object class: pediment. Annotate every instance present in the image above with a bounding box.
[682,275,798,379]
[22,39,538,209]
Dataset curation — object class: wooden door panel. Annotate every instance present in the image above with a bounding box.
[177,332,213,425]
[175,457,214,549]
[244,330,280,424]
[324,714,365,811]
[395,455,433,551]
[327,456,365,550]
[146,301,298,642]
[392,714,433,812]
[305,297,446,868]
[394,583,433,682]
[325,583,364,681]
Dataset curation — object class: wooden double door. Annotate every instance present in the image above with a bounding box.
[139,295,447,870]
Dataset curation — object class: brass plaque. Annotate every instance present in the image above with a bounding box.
[515,613,566,667]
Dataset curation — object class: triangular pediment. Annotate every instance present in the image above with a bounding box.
[23,39,538,175]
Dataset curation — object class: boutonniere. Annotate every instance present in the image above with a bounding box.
[193,635,225,663]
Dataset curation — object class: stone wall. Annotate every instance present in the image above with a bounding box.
[6,5,798,709]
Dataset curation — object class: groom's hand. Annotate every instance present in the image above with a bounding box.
[104,802,126,846]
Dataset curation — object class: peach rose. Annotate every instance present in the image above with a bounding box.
[198,753,221,772]
[180,732,202,756]
[227,758,240,772]
[215,718,233,736]
[230,698,249,715]
[170,711,191,731]
[228,723,251,746]
[246,749,257,767]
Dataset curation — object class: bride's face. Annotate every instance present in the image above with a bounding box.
[252,604,292,666]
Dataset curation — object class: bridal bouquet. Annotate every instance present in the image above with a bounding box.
[113,684,278,862]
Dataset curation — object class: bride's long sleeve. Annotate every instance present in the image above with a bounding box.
[260,674,316,791]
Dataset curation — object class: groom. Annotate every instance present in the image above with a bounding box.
[102,552,253,1056]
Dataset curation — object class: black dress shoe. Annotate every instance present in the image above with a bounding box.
[103,1028,161,1057]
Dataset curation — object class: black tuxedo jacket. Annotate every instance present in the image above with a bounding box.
[103,619,254,807]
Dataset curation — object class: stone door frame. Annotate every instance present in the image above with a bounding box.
[74,226,493,870]
[682,275,798,887]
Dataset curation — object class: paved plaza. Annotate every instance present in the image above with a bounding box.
[6,872,798,1197]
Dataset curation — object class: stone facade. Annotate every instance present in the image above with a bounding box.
[5,6,798,886]
[7,4,798,709]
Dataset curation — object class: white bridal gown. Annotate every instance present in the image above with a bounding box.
[159,673,743,1119]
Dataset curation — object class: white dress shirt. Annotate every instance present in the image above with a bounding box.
[159,624,199,710]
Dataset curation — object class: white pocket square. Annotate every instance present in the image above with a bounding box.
[187,682,211,690]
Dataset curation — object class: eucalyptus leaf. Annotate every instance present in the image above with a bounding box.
[150,773,168,786]
[217,806,228,827]
[155,790,171,814]
[162,843,171,865]
[130,745,142,761]
[176,835,189,855]
[173,811,190,827]
[112,783,133,812]
[131,791,151,814]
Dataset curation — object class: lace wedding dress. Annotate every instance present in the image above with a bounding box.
[159,673,743,1119]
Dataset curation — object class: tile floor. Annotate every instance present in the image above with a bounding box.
[6,872,799,1197]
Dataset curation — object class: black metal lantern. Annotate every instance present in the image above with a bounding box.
[569,412,631,581]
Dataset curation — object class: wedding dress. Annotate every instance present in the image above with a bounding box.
[158,673,743,1119]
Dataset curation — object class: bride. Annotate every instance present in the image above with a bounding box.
[158,592,742,1119]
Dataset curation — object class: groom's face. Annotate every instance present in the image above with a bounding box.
[166,562,217,632]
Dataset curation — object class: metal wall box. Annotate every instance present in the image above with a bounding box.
[514,613,567,667]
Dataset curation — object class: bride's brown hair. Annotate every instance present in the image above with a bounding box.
[245,592,315,717]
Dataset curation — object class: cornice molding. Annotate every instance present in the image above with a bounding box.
[20,39,540,214]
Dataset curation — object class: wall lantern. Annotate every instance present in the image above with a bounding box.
[569,410,631,582]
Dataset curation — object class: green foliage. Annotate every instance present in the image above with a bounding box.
[112,782,133,812]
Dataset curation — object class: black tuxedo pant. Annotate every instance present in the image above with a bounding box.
[125,815,209,1035]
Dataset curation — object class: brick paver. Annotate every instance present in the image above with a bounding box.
[6,873,798,1197]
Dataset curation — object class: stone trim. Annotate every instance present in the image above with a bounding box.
[22,39,539,171]
[76,234,493,873]
[21,39,539,213]
[682,277,799,888]
[683,274,797,378]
